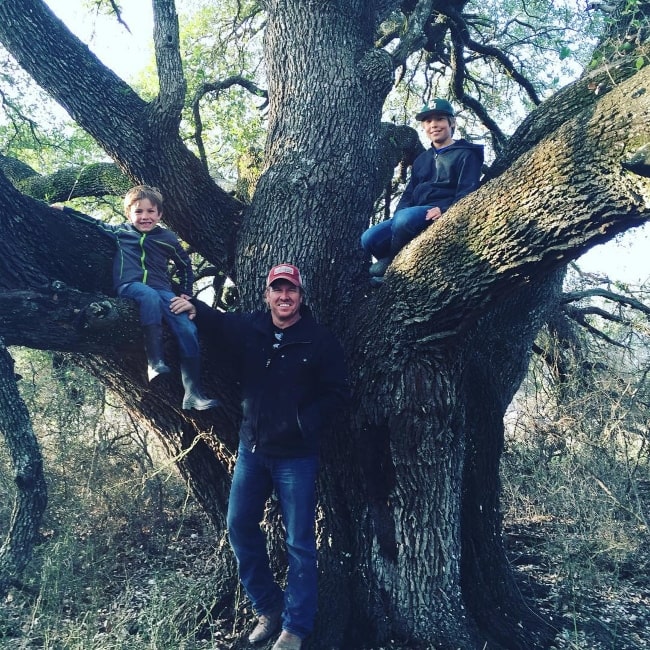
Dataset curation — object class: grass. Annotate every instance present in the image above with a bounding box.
[2,347,649,649]
[501,347,650,649]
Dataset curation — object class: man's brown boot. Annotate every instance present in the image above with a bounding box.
[248,609,282,644]
[271,630,302,650]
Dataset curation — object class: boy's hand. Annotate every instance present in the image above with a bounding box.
[170,295,196,320]
[50,203,65,210]
[425,206,442,221]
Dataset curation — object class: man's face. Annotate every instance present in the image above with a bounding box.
[265,279,303,327]
[127,198,162,232]
[422,115,455,147]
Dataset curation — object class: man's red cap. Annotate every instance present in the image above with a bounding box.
[266,263,303,288]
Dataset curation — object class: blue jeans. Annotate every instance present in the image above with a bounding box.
[360,205,434,259]
[227,444,319,639]
[117,282,199,357]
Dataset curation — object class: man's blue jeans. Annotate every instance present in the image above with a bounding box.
[360,204,434,259]
[227,444,319,639]
[117,282,199,357]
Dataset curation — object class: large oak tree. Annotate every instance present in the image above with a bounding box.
[1,1,650,648]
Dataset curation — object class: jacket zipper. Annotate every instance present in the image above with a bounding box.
[139,232,148,283]
[252,339,311,452]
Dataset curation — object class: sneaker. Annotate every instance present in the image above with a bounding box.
[369,276,385,287]
[248,609,282,644]
[369,257,392,277]
[272,630,302,650]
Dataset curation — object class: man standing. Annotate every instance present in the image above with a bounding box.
[361,98,484,284]
[170,264,349,650]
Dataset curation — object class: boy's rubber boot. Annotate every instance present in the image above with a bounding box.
[180,357,220,410]
[368,257,392,277]
[143,324,171,382]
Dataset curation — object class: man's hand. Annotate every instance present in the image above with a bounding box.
[425,206,442,221]
[170,295,196,319]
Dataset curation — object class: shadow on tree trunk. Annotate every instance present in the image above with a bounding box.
[460,273,566,649]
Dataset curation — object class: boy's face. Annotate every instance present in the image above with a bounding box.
[127,198,162,232]
[422,115,455,147]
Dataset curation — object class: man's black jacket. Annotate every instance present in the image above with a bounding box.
[193,301,349,457]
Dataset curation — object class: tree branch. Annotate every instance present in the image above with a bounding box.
[448,6,541,107]
[0,339,48,598]
[152,0,186,127]
[449,28,509,156]
[567,304,629,324]
[485,56,642,182]
[0,153,38,184]
[0,1,245,278]
[191,76,268,168]
[390,0,437,68]
[563,287,650,316]
[0,288,138,351]
[16,162,132,203]
[565,306,628,348]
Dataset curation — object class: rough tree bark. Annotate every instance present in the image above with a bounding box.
[0,0,649,648]
[0,339,48,594]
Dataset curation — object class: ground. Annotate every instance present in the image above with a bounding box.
[506,519,650,650]
[1,514,648,649]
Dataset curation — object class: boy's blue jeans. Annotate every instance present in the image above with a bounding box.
[360,204,434,258]
[117,282,199,357]
[227,443,319,639]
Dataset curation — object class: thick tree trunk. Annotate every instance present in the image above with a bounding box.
[341,62,650,648]
[236,1,393,308]
[459,271,566,649]
[231,4,397,646]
